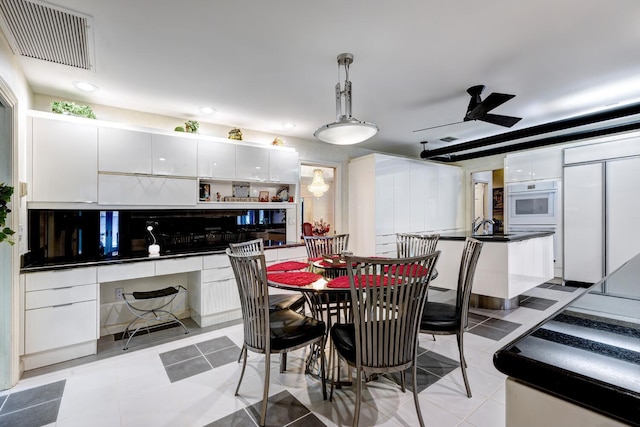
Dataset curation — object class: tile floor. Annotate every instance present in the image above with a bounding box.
[0,281,583,427]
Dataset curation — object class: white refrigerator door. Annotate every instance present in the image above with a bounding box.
[563,163,604,283]
[606,157,640,274]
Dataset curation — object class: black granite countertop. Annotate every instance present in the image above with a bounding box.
[439,230,554,242]
[20,241,305,273]
[493,252,640,426]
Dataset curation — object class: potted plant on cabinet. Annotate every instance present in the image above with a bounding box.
[0,183,15,245]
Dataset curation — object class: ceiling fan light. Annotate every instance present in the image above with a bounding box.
[307,168,330,197]
[314,117,378,145]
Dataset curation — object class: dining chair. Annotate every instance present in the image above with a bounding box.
[396,233,439,257]
[330,251,440,427]
[304,234,349,266]
[302,222,313,236]
[228,238,307,371]
[227,249,327,426]
[420,237,483,398]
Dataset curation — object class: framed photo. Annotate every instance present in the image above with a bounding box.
[232,181,250,198]
[493,188,503,209]
[259,191,269,202]
[199,183,211,202]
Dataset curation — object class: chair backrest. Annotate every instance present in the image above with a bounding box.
[396,233,439,258]
[302,222,313,236]
[346,251,440,371]
[303,234,349,258]
[226,248,270,353]
[228,238,265,255]
[456,238,483,328]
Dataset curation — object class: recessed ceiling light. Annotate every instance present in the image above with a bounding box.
[200,106,216,114]
[73,81,98,92]
[282,122,296,129]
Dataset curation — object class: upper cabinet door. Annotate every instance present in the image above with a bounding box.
[504,154,531,183]
[98,127,152,174]
[197,139,236,178]
[269,149,299,183]
[32,117,98,203]
[151,134,197,177]
[235,145,269,181]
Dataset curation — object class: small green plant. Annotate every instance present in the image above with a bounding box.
[0,183,15,245]
[185,120,199,133]
[51,101,96,119]
[174,126,185,132]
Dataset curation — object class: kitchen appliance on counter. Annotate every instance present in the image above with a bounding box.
[507,180,562,277]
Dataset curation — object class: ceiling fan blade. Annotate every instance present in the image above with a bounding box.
[412,120,464,132]
[466,92,515,119]
[479,113,522,128]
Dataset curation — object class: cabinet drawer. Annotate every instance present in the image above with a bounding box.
[203,267,234,282]
[26,284,97,310]
[276,246,307,261]
[25,267,97,292]
[98,262,155,282]
[203,254,231,269]
[25,300,98,354]
[155,257,202,276]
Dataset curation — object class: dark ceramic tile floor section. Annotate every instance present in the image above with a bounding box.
[205,390,326,427]
[160,335,240,382]
[0,380,65,427]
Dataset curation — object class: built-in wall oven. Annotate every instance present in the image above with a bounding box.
[507,180,562,277]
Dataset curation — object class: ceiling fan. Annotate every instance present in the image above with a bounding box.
[414,85,522,132]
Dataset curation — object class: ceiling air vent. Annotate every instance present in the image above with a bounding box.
[0,0,94,70]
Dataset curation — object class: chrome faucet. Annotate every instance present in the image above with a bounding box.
[473,218,495,235]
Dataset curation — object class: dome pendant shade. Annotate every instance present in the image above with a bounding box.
[314,53,378,145]
[308,169,330,197]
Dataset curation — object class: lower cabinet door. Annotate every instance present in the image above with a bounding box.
[25,300,98,354]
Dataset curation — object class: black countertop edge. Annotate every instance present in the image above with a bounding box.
[493,350,640,426]
[438,230,554,242]
[20,241,304,273]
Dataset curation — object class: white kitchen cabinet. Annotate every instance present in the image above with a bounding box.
[155,257,203,276]
[197,139,236,178]
[31,117,98,203]
[563,163,604,283]
[98,127,152,174]
[152,133,198,177]
[23,267,98,358]
[236,145,269,181]
[505,148,562,183]
[349,153,462,256]
[97,261,156,282]
[269,149,299,183]
[605,157,640,273]
[192,254,240,327]
[98,174,197,206]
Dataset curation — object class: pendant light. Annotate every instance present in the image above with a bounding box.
[314,53,378,145]
[308,169,330,197]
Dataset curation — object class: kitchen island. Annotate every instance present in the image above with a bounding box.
[493,252,640,426]
[437,231,554,309]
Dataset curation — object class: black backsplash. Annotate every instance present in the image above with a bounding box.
[26,208,287,266]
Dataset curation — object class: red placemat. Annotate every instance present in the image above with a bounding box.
[389,265,430,277]
[326,275,397,288]
[266,261,309,272]
[308,257,323,262]
[267,272,323,286]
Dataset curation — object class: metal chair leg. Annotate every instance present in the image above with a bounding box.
[237,343,246,363]
[400,371,406,393]
[280,352,287,373]
[235,345,248,396]
[259,352,271,426]
[457,332,472,397]
[353,368,362,427]
[412,362,425,427]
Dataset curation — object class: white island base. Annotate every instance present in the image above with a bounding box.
[435,234,554,309]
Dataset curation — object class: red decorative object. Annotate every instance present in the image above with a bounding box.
[267,272,323,286]
[326,275,398,288]
[389,265,430,277]
[312,219,330,236]
[266,261,309,272]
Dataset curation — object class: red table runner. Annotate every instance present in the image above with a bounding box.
[388,264,430,277]
[267,272,323,286]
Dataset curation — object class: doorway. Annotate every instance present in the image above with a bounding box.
[300,164,335,236]
[471,169,505,233]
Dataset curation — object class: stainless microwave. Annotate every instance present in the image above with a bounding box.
[507,180,559,225]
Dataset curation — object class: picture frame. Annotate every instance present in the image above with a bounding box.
[493,188,503,209]
[199,183,211,202]
[232,181,250,198]
[259,191,269,202]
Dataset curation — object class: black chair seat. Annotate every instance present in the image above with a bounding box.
[269,293,305,312]
[330,322,356,364]
[420,301,459,331]
[270,309,325,351]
